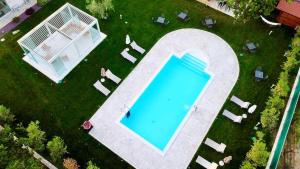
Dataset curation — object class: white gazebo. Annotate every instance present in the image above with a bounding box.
[18,3,106,83]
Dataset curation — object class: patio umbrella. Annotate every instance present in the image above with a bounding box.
[101,68,106,77]
[82,120,92,130]
[248,105,257,114]
[223,156,232,164]
[126,34,131,45]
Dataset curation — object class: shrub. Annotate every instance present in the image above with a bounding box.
[86,0,114,19]
[86,161,100,169]
[0,105,14,124]
[37,0,48,6]
[261,108,279,131]
[47,136,67,162]
[240,160,255,169]
[265,95,285,110]
[25,121,46,151]
[63,158,79,169]
[271,71,290,98]
[246,140,270,167]
[256,131,265,141]
[12,17,20,23]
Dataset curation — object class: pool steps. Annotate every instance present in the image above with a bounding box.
[177,53,207,74]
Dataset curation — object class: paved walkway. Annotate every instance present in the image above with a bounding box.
[196,0,234,17]
[89,29,239,169]
[0,5,41,38]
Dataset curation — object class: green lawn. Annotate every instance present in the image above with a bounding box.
[0,0,294,168]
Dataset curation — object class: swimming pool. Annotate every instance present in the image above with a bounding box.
[120,53,211,152]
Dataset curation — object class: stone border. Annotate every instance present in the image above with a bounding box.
[89,28,239,169]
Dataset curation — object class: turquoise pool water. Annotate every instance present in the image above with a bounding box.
[120,53,211,151]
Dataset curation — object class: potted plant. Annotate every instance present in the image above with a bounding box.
[25,7,35,16]
[12,17,20,23]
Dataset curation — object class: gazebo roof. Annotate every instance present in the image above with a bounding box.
[18,3,97,63]
[277,0,300,18]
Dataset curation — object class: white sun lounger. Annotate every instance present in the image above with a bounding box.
[222,109,243,123]
[93,80,110,96]
[106,69,121,84]
[121,48,137,63]
[196,156,218,169]
[204,138,226,153]
[230,95,250,109]
[130,41,145,54]
[125,34,131,45]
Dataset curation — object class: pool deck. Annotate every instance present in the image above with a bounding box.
[89,29,239,169]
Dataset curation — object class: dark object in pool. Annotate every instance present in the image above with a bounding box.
[126,111,131,118]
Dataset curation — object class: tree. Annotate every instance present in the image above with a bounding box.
[47,136,67,162]
[0,105,14,124]
[0,144,8,167]
[256,131,265,141]
[272,71,290,98]
[246,141,270,167]
[37,0,48,6]
[63,158,80,169]
[86,0,114,19]
[0,125,13,144]
[266,95,285,110]
[102,0,114,12]
[6,158,43,169]
[283,54,299,73]
[86,161,100,169]
[227,0,278,22]
[25,121,46,151]
[240,160,255,169]
[261,108,280,131]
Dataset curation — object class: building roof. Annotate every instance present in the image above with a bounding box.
[277,0,300,18]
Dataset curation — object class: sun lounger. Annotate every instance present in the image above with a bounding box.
[204,138,226,153]
[93,80,110,96]
[130,41,145,54]
[222,109,243,123]
[125,34,131,45]
[106,69,121,84]
[196,156,218,169]
[230,95,250,109]
[121,48,137,63]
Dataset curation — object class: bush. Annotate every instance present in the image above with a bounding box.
[63,158,79,169]
[0,105,14,124]
[37,0,48,6]
[271,71,290,98]
[261,108,279,131]
[25,8,35,16]
[265,95,285,110]
[246,140,270,167]
[86,0,114,19]
[47,136,67,162]
[86,161,100,169]
[24,121,46,151]
[240,160,255,169]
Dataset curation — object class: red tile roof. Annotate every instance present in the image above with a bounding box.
[277,0,300,18]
